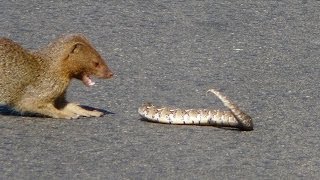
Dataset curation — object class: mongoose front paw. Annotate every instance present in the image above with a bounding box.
[52,112,80,119]
[76,110,104,117]
[88,110,104,117]
[62,103,104,117]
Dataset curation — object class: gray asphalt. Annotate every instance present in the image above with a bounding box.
[1,0,320,179]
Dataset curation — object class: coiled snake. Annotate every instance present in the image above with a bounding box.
[138,88,253,131]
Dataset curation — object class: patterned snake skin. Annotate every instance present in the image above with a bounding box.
[138,88,253,131]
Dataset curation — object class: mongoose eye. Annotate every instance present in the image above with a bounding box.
[94,62,99,67]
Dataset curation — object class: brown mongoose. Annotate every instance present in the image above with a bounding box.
[0,34,113,119]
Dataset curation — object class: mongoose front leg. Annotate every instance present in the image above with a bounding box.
[55,94,103,117]
[19,103,80,119]
[61,103,104,117]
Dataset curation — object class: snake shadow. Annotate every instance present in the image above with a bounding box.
[0,104,114,118]
[139,117,247,131]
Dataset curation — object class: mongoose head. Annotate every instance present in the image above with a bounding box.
[60,34,113,87]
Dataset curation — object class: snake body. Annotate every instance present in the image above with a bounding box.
[138,89,253,131]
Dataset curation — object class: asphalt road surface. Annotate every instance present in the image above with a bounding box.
[1,0,319,179]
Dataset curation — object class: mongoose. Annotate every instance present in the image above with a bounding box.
[0,34,113,119]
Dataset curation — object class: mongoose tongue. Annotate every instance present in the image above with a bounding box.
[82,75,95,87]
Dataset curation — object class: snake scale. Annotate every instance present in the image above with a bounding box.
[138,88,253,131]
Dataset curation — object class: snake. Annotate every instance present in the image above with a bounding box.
[138,88,253,131]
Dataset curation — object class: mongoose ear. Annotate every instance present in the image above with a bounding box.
[70,43,83,54]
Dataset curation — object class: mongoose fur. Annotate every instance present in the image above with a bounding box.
[0,34,113,119]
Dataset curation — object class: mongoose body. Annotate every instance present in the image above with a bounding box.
[0,34,113,119]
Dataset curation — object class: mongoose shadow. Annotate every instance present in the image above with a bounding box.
[0,104,115,118]
[80,105,115,115]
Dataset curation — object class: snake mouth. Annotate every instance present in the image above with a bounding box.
[82,74,95,87]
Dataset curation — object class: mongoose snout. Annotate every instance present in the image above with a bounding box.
[103,71,114,78]
[79,61,114,87]
[0,34,113,119]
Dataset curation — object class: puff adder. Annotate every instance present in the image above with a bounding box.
[138,88,253,131]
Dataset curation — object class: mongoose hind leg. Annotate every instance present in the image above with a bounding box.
[61,103,104,117]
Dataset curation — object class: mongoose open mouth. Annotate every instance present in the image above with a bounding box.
[82,75,95,87]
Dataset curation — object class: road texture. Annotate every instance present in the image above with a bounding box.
[1,0,319,179]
